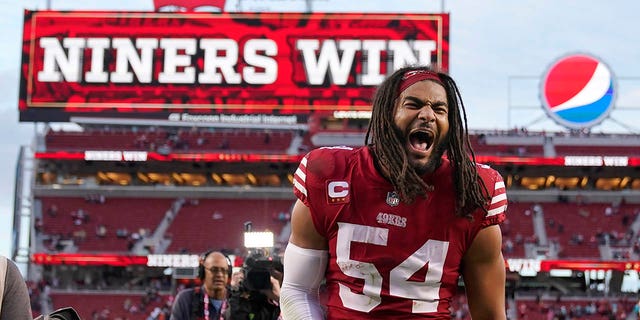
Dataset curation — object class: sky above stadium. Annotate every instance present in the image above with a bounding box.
[1,0,640,259]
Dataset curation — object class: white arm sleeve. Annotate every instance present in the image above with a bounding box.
[280,243,329,320]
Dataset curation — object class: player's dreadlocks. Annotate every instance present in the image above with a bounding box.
[365,65,490,219]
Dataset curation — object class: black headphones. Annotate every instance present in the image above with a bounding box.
[198,250,233,280]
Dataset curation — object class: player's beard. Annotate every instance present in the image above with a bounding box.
[392,124,449,176]
[413,136,447,175]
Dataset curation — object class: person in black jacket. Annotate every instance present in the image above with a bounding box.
[170,251,232,320]
[228,260,281,320]
[0,255,33,320]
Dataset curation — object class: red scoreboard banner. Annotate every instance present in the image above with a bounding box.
[19,10,449,122]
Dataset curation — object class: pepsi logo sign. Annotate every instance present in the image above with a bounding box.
[541,53,616,130]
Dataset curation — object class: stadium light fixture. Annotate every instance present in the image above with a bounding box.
[244,231,274,249]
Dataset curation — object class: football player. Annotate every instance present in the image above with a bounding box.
[281,65,507,319]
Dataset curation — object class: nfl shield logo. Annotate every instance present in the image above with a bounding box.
[386,191,400,207]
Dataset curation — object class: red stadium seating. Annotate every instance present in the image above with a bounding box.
[553,145,639,156]
[502,202,537,258]
[468,134,545,157]
[49,292,168,320]
[543,202,630,259]
[508,201,635,259]
[164,198,294,253]
[40,197,173,252]
[45,128,294,153]
[514,296,635,320]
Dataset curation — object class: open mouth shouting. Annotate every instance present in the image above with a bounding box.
[408,129,435,156]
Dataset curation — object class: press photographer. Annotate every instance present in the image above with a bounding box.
[229,225,282,320]
[229,251,283,320]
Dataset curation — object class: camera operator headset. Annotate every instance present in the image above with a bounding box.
[170,250,233,320]
[228,252,282,320]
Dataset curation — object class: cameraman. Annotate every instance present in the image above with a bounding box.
[228,256,282,320]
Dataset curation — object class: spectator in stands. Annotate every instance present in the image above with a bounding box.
[604,205,613,216]
[96,224,107,238]
[622,213,630,227]
[135,134,149,148]
[219,138,230,150]
[533,203,543,216]
[34,218,43,234]
[170,251,231,320]
[263,131,271,144]
[157,143,172,155]
[116,228,129,238]
[571,233,584,245]
[0,255,33,319]
[212,212,224,220]
[47,204,58,217]
[73,229,86,243]
[123,297,133,312]
[139,228,150,238]
[503,238,514,254]
[71,209,88,225]
[515,232,524,245]
[633,299,640,317]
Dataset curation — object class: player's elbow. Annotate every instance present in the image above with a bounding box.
[470,308,507,320]
[280,283,324,320]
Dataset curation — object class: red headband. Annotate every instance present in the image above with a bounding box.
[398,70,444,93]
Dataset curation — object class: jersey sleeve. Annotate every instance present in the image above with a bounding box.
[292,147,353,238]
[293,152,312,206]
[480,166,507,228]
[293,147,345,206]
[292,149,329,237]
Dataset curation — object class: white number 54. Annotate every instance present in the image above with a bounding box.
[336,222,449,314]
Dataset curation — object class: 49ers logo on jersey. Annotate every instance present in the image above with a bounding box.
[327,180,350,204]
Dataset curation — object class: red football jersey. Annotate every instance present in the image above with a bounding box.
[293,146,507,319]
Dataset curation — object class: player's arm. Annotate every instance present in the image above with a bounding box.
[280,199,329,319]
[461,224,506,320]
[288,199,327,249]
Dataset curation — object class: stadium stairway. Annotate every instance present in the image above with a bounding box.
[39,197,175,253]
[532,206,549,246]
[287,133,304,154]
[163,198,293,253]
[132,198,185,254]
[505,201,637,260]
[631,212,640,238]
